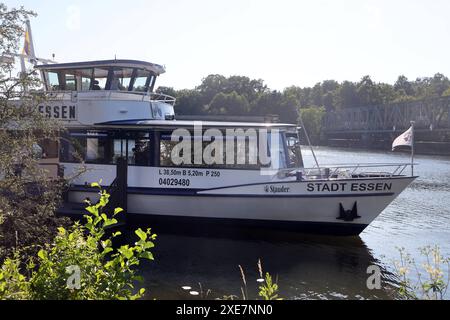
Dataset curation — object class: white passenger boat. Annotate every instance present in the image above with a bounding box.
[28,59,416,236]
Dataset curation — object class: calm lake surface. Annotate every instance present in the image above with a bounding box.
[135,147,450,300]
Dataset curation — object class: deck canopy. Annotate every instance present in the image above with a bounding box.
[68,120,298,130]
[35,59,165,92]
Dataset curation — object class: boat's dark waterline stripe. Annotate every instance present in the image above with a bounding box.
[57,209,369,236]
[69,185,395,198]
[126,214,369,236]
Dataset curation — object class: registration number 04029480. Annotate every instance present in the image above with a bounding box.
[158,178,191,187]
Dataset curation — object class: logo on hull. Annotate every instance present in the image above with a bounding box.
[264,185,290,193]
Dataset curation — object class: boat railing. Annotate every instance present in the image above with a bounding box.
[35,90,176,106]
[280,163,415,180]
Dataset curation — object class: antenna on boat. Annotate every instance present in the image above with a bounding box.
[298,112,321,171]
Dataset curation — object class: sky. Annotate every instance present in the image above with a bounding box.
[4,0,450,91]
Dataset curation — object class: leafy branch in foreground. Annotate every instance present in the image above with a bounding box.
[0,183,156,300]
[393,246,450,300]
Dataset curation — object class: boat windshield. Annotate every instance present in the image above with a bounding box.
[42,66,156,92]
[285,131,304,168]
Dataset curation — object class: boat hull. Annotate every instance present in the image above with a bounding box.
[65,176,415,236]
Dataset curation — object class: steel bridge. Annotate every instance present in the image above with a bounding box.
[322,96,450,154]
[323,96,450,133]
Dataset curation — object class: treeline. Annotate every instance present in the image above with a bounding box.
[158,75,298,123]
[158,73,450,120]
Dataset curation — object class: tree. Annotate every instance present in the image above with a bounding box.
[174,89,205,115]
[394,75,414,96]
[196,74,227,105]
[299,107,325,144]
[443,87,450,97]
[336,81,359,108]
[225,76,267,103]
[155,86,176,98]
[0,4,68,260]
[283,86,312,108]
[208,91,249,115]
[357,75,383,106]
[251,91,299,123]
[310,83,323,107]
[429,73,450,97]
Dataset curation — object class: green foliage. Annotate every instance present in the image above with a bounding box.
[170,72,450,122]
[238,259,282,300]
[393,246,449,300]
[0,4,69,261]
[184,259,283,300]
[299,106,325,143]
[174,89,205,115]
[208,91,249,115]
[0,4,35,56]
[258,272,281,300]
[0,184,156,300]
[250,90,299,123]
[442,87,450,97]
[0,253,30,299]
[196,74,267,106]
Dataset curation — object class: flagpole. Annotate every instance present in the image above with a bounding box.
[410,121,415,176]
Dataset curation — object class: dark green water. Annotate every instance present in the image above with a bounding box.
[133,147,450,300]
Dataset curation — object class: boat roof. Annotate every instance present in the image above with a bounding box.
[71,119,297,130]
[35,59,165,75]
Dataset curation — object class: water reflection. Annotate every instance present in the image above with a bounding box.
[127,225,397,300]
[123,146,450,300]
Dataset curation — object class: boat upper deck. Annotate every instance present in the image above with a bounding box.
[68,119,298,130]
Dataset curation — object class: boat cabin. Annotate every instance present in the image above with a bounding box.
[60,122,304,177]
[33,60,176,125]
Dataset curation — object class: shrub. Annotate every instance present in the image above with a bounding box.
[393,246,449,300]
[0,184,156,300]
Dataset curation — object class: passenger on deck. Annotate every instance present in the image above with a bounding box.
[92,80,101,90]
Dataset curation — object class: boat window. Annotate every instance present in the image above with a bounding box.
[267,131,288,169]
[149,75,157,92]
[110,68,134,91]
[86,136,113,164]
[159,131,266,169]
[132,70,150,92]
[285,132,304,168]
[47,72,60,91]
[64,73,77,91]
[38,139,59,159]
[60,132,113,164]
[78,69,93,91]
[60,131,153,166]
[81,76,91,91]
[113,134,151,165]
[60,134,86,163]
[92,68,108,90]
[131,137,151,165]
[160,136,177,167]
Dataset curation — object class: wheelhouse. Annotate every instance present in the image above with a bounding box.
[35,59,165,93]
